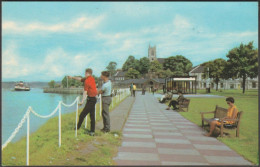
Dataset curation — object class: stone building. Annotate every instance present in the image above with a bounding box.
[189,64,258,90]
[148,44,165,64]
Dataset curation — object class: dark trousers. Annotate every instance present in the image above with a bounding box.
[77,97,97,132]
[102,96,112,130]
[168,100,179,109]
[133,90,136,97]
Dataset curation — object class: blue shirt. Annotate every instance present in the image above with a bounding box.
[101,80,112,97]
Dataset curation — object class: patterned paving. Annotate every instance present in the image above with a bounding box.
[113,92,252,165]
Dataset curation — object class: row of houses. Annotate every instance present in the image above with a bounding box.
[111,65,258,91]
[189,65,258,90]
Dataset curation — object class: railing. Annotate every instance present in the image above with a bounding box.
[2,88,130,166]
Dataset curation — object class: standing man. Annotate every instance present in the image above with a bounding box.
[130,83,133,96]
[133,83,136,97]
[98,71,112,133]
[68,68,97,136]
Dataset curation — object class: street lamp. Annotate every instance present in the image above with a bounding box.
[67,76,68,88]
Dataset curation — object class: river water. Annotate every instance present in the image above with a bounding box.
[2,88,83,145]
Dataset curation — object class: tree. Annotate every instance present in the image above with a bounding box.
[139,57,150,74]
[202,58,227,91]
[48,80,55,88]
[125,68,141,79]
[163,55,193,75]
[224,41,258,93]
[149,60,163,72]
[61,76,83,88]
[106,61,117,77]
[122,55,140,72]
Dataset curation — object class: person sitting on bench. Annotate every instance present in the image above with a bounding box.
[204,97,238,137]
[159,92,172,103]
[166,90,185,110]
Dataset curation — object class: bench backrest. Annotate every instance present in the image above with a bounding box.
[214,105,228,118]
[234,111,243,126]
[179,99,190,107]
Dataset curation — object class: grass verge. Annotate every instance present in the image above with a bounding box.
[2,95,128,166]
[166,89,258,165]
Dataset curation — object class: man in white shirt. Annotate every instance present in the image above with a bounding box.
[98,71,112,133]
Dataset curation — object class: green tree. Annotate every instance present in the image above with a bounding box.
[125,68,141,79]
[106,61,117,77]
[122,55,140,72]
[61,76,83,88]
[48,80,55,88]
[202,58,227,91]
[163,55,193,75]
[139,57,150,74]
[224,41,258,93]
[149,60,163,72]
[156,68,173,78]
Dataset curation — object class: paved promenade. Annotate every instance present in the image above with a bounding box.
[113,92,251,165]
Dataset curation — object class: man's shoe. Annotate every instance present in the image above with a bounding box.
[101,129,110,133]
[166,107,170,110]
[89,132,95,136]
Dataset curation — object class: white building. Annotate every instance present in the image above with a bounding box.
[189,65,258,90]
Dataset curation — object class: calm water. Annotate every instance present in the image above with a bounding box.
[2,88,83,145]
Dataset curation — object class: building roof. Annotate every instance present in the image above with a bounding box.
[118,78,165,84]
[114,71,126,77]
[190,65,205,73]
[121,79,147,84]
[157,58,166,64]
[152,78,165,84]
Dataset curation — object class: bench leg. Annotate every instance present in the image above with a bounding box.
[202,120,204,128]
[236,128,239,137]
[220,124,224,137]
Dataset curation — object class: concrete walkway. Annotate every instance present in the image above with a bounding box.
[113,92,252,165]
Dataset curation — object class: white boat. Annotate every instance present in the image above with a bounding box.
[14,81,30,91]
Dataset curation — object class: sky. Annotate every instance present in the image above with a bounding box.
[2,2,258,82]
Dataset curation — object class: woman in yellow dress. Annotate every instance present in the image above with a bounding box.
[204,97,238,137]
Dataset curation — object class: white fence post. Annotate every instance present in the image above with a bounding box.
[75,97,79,137]
[99,96,102,117]
[26,113,30,166]
[58,102,61,147]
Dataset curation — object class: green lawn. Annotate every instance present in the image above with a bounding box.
[2,95,128,166]
[171,89,258,165]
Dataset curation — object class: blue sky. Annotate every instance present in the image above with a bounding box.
[2,2,258,82]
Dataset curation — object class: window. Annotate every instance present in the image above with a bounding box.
[252,82,256,88]
[204,83,206,88]
[230,84,234,89]
[221,83,224,88]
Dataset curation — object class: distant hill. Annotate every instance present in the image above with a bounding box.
[1,82,53,89]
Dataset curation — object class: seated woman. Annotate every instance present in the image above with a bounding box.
[204,97,238,137]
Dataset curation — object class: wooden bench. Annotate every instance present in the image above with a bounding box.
[178,99,190,112]
[200,105,243,137]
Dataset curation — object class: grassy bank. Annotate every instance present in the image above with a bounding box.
[169,89,258,164]
[2,95,128,166]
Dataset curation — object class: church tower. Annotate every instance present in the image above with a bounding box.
[148,44,157,62]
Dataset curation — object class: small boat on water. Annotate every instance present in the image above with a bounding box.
[14,81,30,91]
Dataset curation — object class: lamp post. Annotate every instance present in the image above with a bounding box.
[206,67,211,93]
[67,76,68,88]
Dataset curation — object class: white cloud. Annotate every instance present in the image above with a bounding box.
[2,15,105,34]
[2,42,35,78]
[2,44,103,81]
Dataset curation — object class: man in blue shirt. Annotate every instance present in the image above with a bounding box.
[98,71,112,133]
